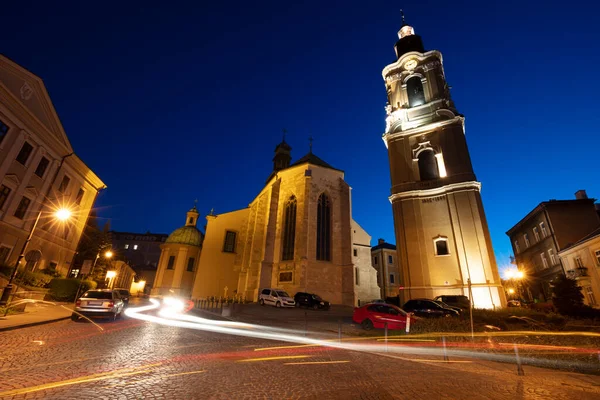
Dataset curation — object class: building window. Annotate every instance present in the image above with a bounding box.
[388,255,393,264]
[223,231,236,253]
[373,256,378,265]
[279,271,293,283]
[124,244,129,249]
[0,245,12,264]
[0,119,8,144]
[540,252,548,269]
[187,257,195,272]
[434,237,449,256]
[548,248,556,265]
[316,193,331,261]
[514,240,520,254]
[585,286,597,306]
[167,255,175,270]
[575,257,584,269]
[75,188,85,205]
[34,157,50,178]
[353,248,358,257]
[533,227,540,242]
[13,196,31,219]
[523,233,530,247]
[355,267,360,285]
[595,250,600,266]
[417,150,439,181]
[58,176,70,193]
[0,185,11,210]
[406,76,425,107]
[15,142,33,165]
[540,222,548,237]
[389,273,395,284]
[133,244,138,250]
[282,196,297,261]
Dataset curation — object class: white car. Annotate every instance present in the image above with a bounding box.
[259,288,296,308]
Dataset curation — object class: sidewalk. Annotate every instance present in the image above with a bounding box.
[0,301,73,332]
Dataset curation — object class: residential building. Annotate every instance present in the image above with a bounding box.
[0,55,105,276]
[506,190,600,301]
[380,18,505,308]
[371,239,401,299]
[558,227,600,308]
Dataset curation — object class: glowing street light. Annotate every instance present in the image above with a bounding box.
[0,206,73,305]
[507,288,515,294]
[105,251,114,259]
[515,270,524,279]
[106,271,117,279]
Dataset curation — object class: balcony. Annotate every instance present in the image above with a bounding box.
[566,267,589,279]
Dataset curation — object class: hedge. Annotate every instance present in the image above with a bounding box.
[48,278,97,302]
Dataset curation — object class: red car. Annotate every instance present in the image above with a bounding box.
[352,303,410,330]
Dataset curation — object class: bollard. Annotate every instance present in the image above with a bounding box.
[514,343,525,376]
[384,323,388,353]
[304,311,308,337]
[442,336,449,362]
[338,320,342,343]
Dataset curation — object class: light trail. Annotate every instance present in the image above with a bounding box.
[236,355,311,363]
[284,361,350,365]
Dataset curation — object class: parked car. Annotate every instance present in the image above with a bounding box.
[433,300,462,315]
[507,300,522,307]
[115,288,131,306]
[403,299,459,318]
[294,292,330,310]
[353,303,410,330]
[72,289,125,321]
[433,295,471,312]
[259,288,296,308]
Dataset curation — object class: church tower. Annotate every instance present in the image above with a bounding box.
[381,16,505,308]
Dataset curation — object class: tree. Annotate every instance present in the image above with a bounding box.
[72,211,111,281]
[552,275,584,313]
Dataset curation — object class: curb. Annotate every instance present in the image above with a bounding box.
[0,316,71,332]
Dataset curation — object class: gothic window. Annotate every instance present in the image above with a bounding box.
[418,150,439,180]
[316,193,331,261]
[281,196,297,261]
[407,76,425,107]
[434,237,449,256]
[223,231,236,253]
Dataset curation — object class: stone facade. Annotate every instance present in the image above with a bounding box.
[371,239,401,299]
[352,221,381,304]
[381,21,505,308]
[0,55,105,276]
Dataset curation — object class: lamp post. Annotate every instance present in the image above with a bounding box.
[0,207,72,305]
[74,250,113,301]
[505,269,525,301]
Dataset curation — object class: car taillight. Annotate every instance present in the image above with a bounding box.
[76,300,81,307]
[108,302,114,308]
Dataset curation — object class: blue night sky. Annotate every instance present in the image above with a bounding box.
[3,1,599,273]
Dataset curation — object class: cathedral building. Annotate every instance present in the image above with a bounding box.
[153,140,380,306]
[381,17,505,308]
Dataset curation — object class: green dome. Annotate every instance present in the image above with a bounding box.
[166,226,203,247]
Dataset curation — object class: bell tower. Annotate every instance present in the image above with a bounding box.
[382,16,505,308]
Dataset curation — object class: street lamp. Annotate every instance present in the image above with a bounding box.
[0,207,73,305]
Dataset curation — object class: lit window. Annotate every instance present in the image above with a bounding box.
[389,274,395,284]
[0,185,11,210]
[539,222,548,237]
[514,240,520,254]
[575,257,584,268]
[523,233,530,247]
[13,196,31,219]
[58,176,70,193]
[167,256,175,270]
[124,244,129,249]
[282,196,297,260]
[435,153,447,178]
[540,253,548,269]
[133,244,138,250]
[75,188,85,205]
[279,271,293,282]
[223,231,236,253]
[34,157,50,178]
[355,267,360,285]
[585,286,597,306]
[16,142,33,165]
[548,249,556,265]
[406,76,425,107]
[388,255,393,264]
[533,227,540,242]
[434,237,449,256]
[187,257,195,272]
[0,119,8,144]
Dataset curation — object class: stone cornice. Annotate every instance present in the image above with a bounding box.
[382,50,443,80]
[389,181,481,202]
[382,116,464,148]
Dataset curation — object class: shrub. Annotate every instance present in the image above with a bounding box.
[552,275,584,313]
[16,270,53,288]
[48,278,97,302]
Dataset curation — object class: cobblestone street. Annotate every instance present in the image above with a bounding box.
[0,301,599,400]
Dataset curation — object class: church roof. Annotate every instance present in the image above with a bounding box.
[166,226,203,247]
[289,152,342,172]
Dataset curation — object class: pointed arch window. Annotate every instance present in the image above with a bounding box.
[407,76,425,107]
[418,149,439,180]
[282,196,297,260]
[316,193,331,261]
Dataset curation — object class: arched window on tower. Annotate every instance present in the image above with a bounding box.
[282,196,297,261]
[418,149,439,180]
[407,76,425,107]
[316,193,331,261]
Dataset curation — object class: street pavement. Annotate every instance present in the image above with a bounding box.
[0,300,599,399]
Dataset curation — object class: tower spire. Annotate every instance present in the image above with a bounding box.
[400,9,406,25]
[282,128,287,142]
[308,135,313,154]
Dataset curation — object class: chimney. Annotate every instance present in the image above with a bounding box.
[575,190,588,200]
[378,238,385,245]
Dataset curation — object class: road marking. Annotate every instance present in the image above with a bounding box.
[284,361,350,365]
[376,354,472,364]
[236,355,311,362]
[254,344,320,351]
[0,363,162,397]
[377,338,436,342]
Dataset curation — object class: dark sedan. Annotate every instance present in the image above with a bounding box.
[294,292,330,310]
[402,299,460,318]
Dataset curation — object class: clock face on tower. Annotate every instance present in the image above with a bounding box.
[404,59,418,71]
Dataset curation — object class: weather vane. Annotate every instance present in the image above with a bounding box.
[400,9,405,24]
